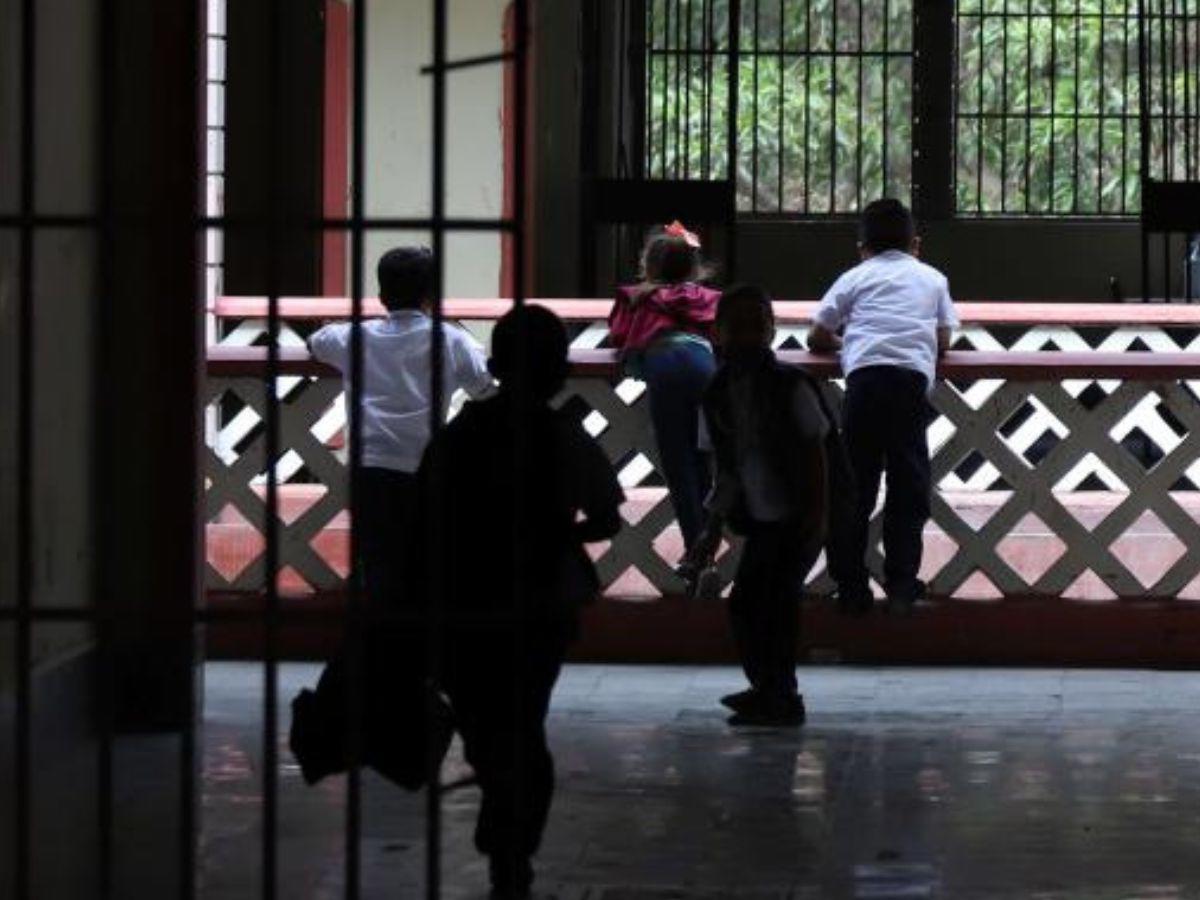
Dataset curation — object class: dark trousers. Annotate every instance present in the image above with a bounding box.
[354,467,417,607]
[728,522,819,700]
[639,340,717,549]
[840,365,932,601]
[444,630,567,862]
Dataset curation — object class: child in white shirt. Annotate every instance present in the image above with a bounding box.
[808,199,958,614]
[308,246,493,604]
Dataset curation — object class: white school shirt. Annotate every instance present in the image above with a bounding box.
[813,250,959,389]
[309,311,494,473]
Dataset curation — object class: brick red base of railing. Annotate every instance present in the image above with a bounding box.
[205,592,1200,668]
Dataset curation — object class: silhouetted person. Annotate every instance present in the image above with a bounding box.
[417,305,623,897]
[686,286,830,726]
[808,199,958,615]
[308,246,492,606]
[609,222,720,552]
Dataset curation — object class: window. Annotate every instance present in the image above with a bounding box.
[956,0,1144,215]
[644,0,1200,218]
[645,0,915,214]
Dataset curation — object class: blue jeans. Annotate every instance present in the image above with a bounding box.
[638,339,717,550]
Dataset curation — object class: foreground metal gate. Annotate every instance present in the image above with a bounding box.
[3,0,530,896]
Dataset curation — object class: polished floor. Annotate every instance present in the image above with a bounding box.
[201,663,1200,899]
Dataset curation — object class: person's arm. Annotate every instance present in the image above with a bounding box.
[447,326,496,400]
[607,289,634,349]
[808,274,851,354]
[936,326,953,354]
[307,322,351,371]
[806,323,842,353]
[935,276,959,357]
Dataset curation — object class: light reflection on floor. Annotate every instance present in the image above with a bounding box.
[200,663,1200,899]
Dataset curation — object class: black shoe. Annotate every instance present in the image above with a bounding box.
[719,688,760,713]
[727,694,805,727]
[489,855,533,899]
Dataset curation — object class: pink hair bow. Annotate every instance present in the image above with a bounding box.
[664,220,701,249]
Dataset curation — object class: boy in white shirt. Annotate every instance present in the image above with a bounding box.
[808,199,958,614]
[308,246,493,605]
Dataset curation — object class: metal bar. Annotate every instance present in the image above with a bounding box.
[727,0,740,275]
[703,0,713,178]
[1123,7,1131,214]
[752,0,760,213]
[1049,0,1059,212]
[830,0,838,211]
[684,0,692,179]
[1140,0,1152,300]
[1074,1,1082,213]
[701,0,712,178]
[643,45,912,57]
[674,0,683,176]
[977,10,985,212]
[1001,0,1009,213]
[344,0,367,891]
[1099,0,1106,212]
[882,0,890,198]
[1185,0,1194,179]
[261,0,283,891]
[777,0,785,211]
[647,0,656,176]
[913,0,954,219]
[95,0,117,894]
[661,0,670,176]
[418,50,516,74]
[15,0,35,894]
[803,0,812,211]
[1159,0,1167,181]
[856,0,864,210]
[0,214,521,230]
[426,0,451,892]
[1025,6,1033,211]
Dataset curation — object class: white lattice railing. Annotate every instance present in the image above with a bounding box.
[206,299,1200,604]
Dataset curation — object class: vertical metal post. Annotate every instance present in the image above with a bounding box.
[344,0,367,894]
[425,0,450,895]
[262,0,284,893]
[14,0,36,896]
[913,0,954,220]
[726,0,740,278]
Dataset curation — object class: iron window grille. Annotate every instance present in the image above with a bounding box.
[644,0,1200,218]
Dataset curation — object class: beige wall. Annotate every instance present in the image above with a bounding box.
[363,0,508,298]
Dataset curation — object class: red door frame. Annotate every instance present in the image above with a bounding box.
[322,0,350,296]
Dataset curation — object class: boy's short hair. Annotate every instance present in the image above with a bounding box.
[378,246,434,310]
[489,305,570,400]
[716,284,775,350]
[859,198,915,254]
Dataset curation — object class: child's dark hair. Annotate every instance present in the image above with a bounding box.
[489,305,570,400]
[638,228,710,287]
[858,198,915,254]
[377,246,434,311]
[715,284,775,350]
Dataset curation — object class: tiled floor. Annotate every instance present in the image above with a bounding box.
[201,663,1200,899]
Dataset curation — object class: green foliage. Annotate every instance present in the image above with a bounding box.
[646,0,1197,216]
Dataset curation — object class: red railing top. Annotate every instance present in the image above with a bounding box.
[213,296,1200,327]
[205,345,1200,381]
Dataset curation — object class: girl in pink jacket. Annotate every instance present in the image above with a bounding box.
[609,223,720,553]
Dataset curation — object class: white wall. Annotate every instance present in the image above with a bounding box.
[363,0,508,298]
